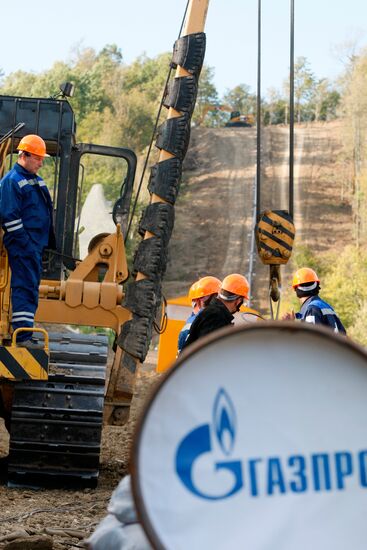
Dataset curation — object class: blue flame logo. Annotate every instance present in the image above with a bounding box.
[175,388,243,500]
[213,388,236,456]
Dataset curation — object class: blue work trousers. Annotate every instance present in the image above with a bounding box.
[7,248,42,342]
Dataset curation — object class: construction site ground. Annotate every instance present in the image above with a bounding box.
[0,120,353,549]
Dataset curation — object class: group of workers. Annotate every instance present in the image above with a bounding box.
[178,273,250,353]
[178,267,346,354]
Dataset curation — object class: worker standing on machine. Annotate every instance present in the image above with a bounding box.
[0,134,56,346]
[286,267,346,335]
[182,273,250,350]
[177,276,221,354]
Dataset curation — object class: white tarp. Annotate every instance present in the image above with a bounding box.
[78,184,115,259]
[88,475,151,550]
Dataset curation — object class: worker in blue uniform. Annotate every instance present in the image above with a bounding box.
[177,276,221,354]
[288,267,346,335]
[0,134,56,345]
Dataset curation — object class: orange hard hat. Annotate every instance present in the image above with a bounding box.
[189,280,200,300]
[292,267,320,288]
[190,276,221,300]
[17,134,49,158]
[221,273,249,299]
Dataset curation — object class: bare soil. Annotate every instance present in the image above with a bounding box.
[0,120,353,548]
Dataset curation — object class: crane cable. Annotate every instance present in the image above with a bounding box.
[256,0,295,320]
[153,295,168,335]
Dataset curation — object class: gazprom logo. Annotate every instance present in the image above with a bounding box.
[175,388,243,500]
[175,388,367,501]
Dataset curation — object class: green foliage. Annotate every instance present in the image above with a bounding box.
[291,243,326,278]
[191,65,220,126]
[341,47,367,248]
[312,83,341,121]
[288,56,316,123]
[347,301,367,346]
[321,246,367,330]
[77,154,130,204]
[271,56,341,124]
[263,88,287,125]
[0,70,39,96]
[196,65,219,106]
[222,83,256,114]
[122,52,171,100]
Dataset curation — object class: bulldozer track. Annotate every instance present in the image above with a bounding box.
[7,332,108,488]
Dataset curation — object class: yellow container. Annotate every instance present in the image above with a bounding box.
[157,296,193,373]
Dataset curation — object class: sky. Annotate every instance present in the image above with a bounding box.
[1,0,366,98]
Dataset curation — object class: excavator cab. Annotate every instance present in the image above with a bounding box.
[0,92,137,278]
[225,111,254,127]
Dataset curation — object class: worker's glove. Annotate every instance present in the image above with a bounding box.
[282,310,295,321]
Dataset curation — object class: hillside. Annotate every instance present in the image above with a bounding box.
[163,120,353,314]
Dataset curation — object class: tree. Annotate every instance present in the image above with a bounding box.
[265,87,287,125]
[341,48,367,247]
[0,70,39,97]
[192,65,219,126]
[283,56,316,123]
[308,78,340,122]
[222,83,256,114]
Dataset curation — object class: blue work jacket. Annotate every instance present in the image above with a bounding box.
[296,295,346,335]
[178,311,198,354]
[0,162,56,253]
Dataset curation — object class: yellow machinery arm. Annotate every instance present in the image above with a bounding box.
[104,0,210,424]
[37,225,130,334]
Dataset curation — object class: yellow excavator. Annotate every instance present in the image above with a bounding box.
[197,104,255,127]
[225,110,255,127]
[0,1,208,487]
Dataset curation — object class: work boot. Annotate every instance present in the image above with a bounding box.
[17,338,43,350]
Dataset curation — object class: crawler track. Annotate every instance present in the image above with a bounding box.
[7,332,108,488]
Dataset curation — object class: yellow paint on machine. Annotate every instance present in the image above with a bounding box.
[157,296,193,373]
[256,210,295,265]
[157,297,264,373]
[0,361,15,379]
[0,347,48,380]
